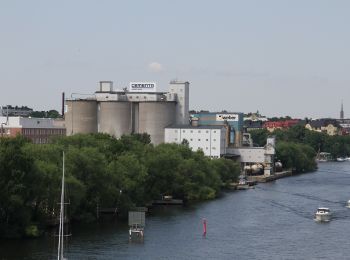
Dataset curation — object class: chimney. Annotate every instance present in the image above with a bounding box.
[62,92,65,117]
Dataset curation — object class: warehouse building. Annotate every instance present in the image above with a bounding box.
[164,125,226,158]
[0,116,66,144]
[64,80,189,145]
[189,112,244,147]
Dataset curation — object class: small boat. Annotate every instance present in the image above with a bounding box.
[336,157,346,162]
[314,207,331,222]
[346,200,350,209]
[316,152,332,162]
[236,178,249,190]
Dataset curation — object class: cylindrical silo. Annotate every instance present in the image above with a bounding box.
[98,101,132,138]
[65,100,97,135]
[138,102,176,145]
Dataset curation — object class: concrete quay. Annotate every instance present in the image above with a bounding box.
[247,170,293,183]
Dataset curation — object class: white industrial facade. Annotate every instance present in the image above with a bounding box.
[164,125,226,158]
[65,80,189,145]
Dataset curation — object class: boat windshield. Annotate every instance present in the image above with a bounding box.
[317,208,330,213]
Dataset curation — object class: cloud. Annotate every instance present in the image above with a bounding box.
[148,62,164,72]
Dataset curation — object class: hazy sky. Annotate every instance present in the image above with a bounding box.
[1,0,349,118]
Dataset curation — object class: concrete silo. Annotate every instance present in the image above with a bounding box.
[98,101,132,138]
[138,102,176,145]
[65,100,97,135]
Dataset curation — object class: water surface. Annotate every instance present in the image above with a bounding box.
[1,162,350,259]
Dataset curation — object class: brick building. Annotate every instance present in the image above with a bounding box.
[0,117,66,144]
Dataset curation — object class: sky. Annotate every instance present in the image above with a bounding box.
[0,0,349,118]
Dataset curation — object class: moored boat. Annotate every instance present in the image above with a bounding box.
[236,177,249,190]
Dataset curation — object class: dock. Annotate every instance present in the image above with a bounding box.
[247,170,292,183]
[152,199,184,205]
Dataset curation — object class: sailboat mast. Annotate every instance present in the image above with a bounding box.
[58,151,65,260]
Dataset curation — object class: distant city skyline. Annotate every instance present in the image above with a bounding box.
[1,0,349,119]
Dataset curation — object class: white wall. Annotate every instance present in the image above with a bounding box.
[169,81,189,125]
[227,147,269,163]
[164,127,226,158]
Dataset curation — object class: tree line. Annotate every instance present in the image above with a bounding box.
[249,124,350,171]
[250,124,350,158]
[0,133,240,238]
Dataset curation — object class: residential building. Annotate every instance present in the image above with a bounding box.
[305,119,340,136]
[263,119,300,132]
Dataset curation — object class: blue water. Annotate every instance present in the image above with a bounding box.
[1,162,350,259]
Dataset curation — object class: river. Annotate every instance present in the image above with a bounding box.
[1,162,350,259]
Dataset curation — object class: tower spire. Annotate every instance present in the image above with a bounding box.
[340,100,344,119]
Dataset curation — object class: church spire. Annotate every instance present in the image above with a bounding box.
[340,100,344,119]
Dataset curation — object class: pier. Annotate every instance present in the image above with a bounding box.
[247,170,292,183]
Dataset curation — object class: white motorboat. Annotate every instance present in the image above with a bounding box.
[346,200,350,209]
[336,157,346,162]
[236,177,249,190]
[314,207,331,222]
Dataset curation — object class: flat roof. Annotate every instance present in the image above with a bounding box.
[191,112,243,115]
[165,124,225,129]
[95,91,168,95]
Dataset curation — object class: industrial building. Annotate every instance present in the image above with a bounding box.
[0,105,33,117]
[190,112,244,147]
[0,116,66,144]
[64,80,189,145]
[165,111,275,176]
[164,125,226,158]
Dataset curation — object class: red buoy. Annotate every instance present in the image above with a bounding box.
[202,218,207,237]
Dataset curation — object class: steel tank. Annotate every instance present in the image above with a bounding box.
[98,101,132,138]
[65,100,97,135]
[138,102,176,145]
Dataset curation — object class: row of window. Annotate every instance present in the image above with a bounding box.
[22,128,65,135]
[174,138,216,142]
[174,129,217,134]
[128,96,148,100]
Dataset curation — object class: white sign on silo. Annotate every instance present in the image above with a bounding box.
[129,82,157,92]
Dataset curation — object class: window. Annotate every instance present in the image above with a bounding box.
[198,130,201,133]
[175,130,178,133]
[198,139,201,141]
[206,147,208,150]
[183,130,185,133]
[206,139,208,141]
[213,139,216,141]
[213,131,216,133]
[190,130,193,133]
[206,130,209,133]
[175,138,178,141]
[190,138,193,141]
